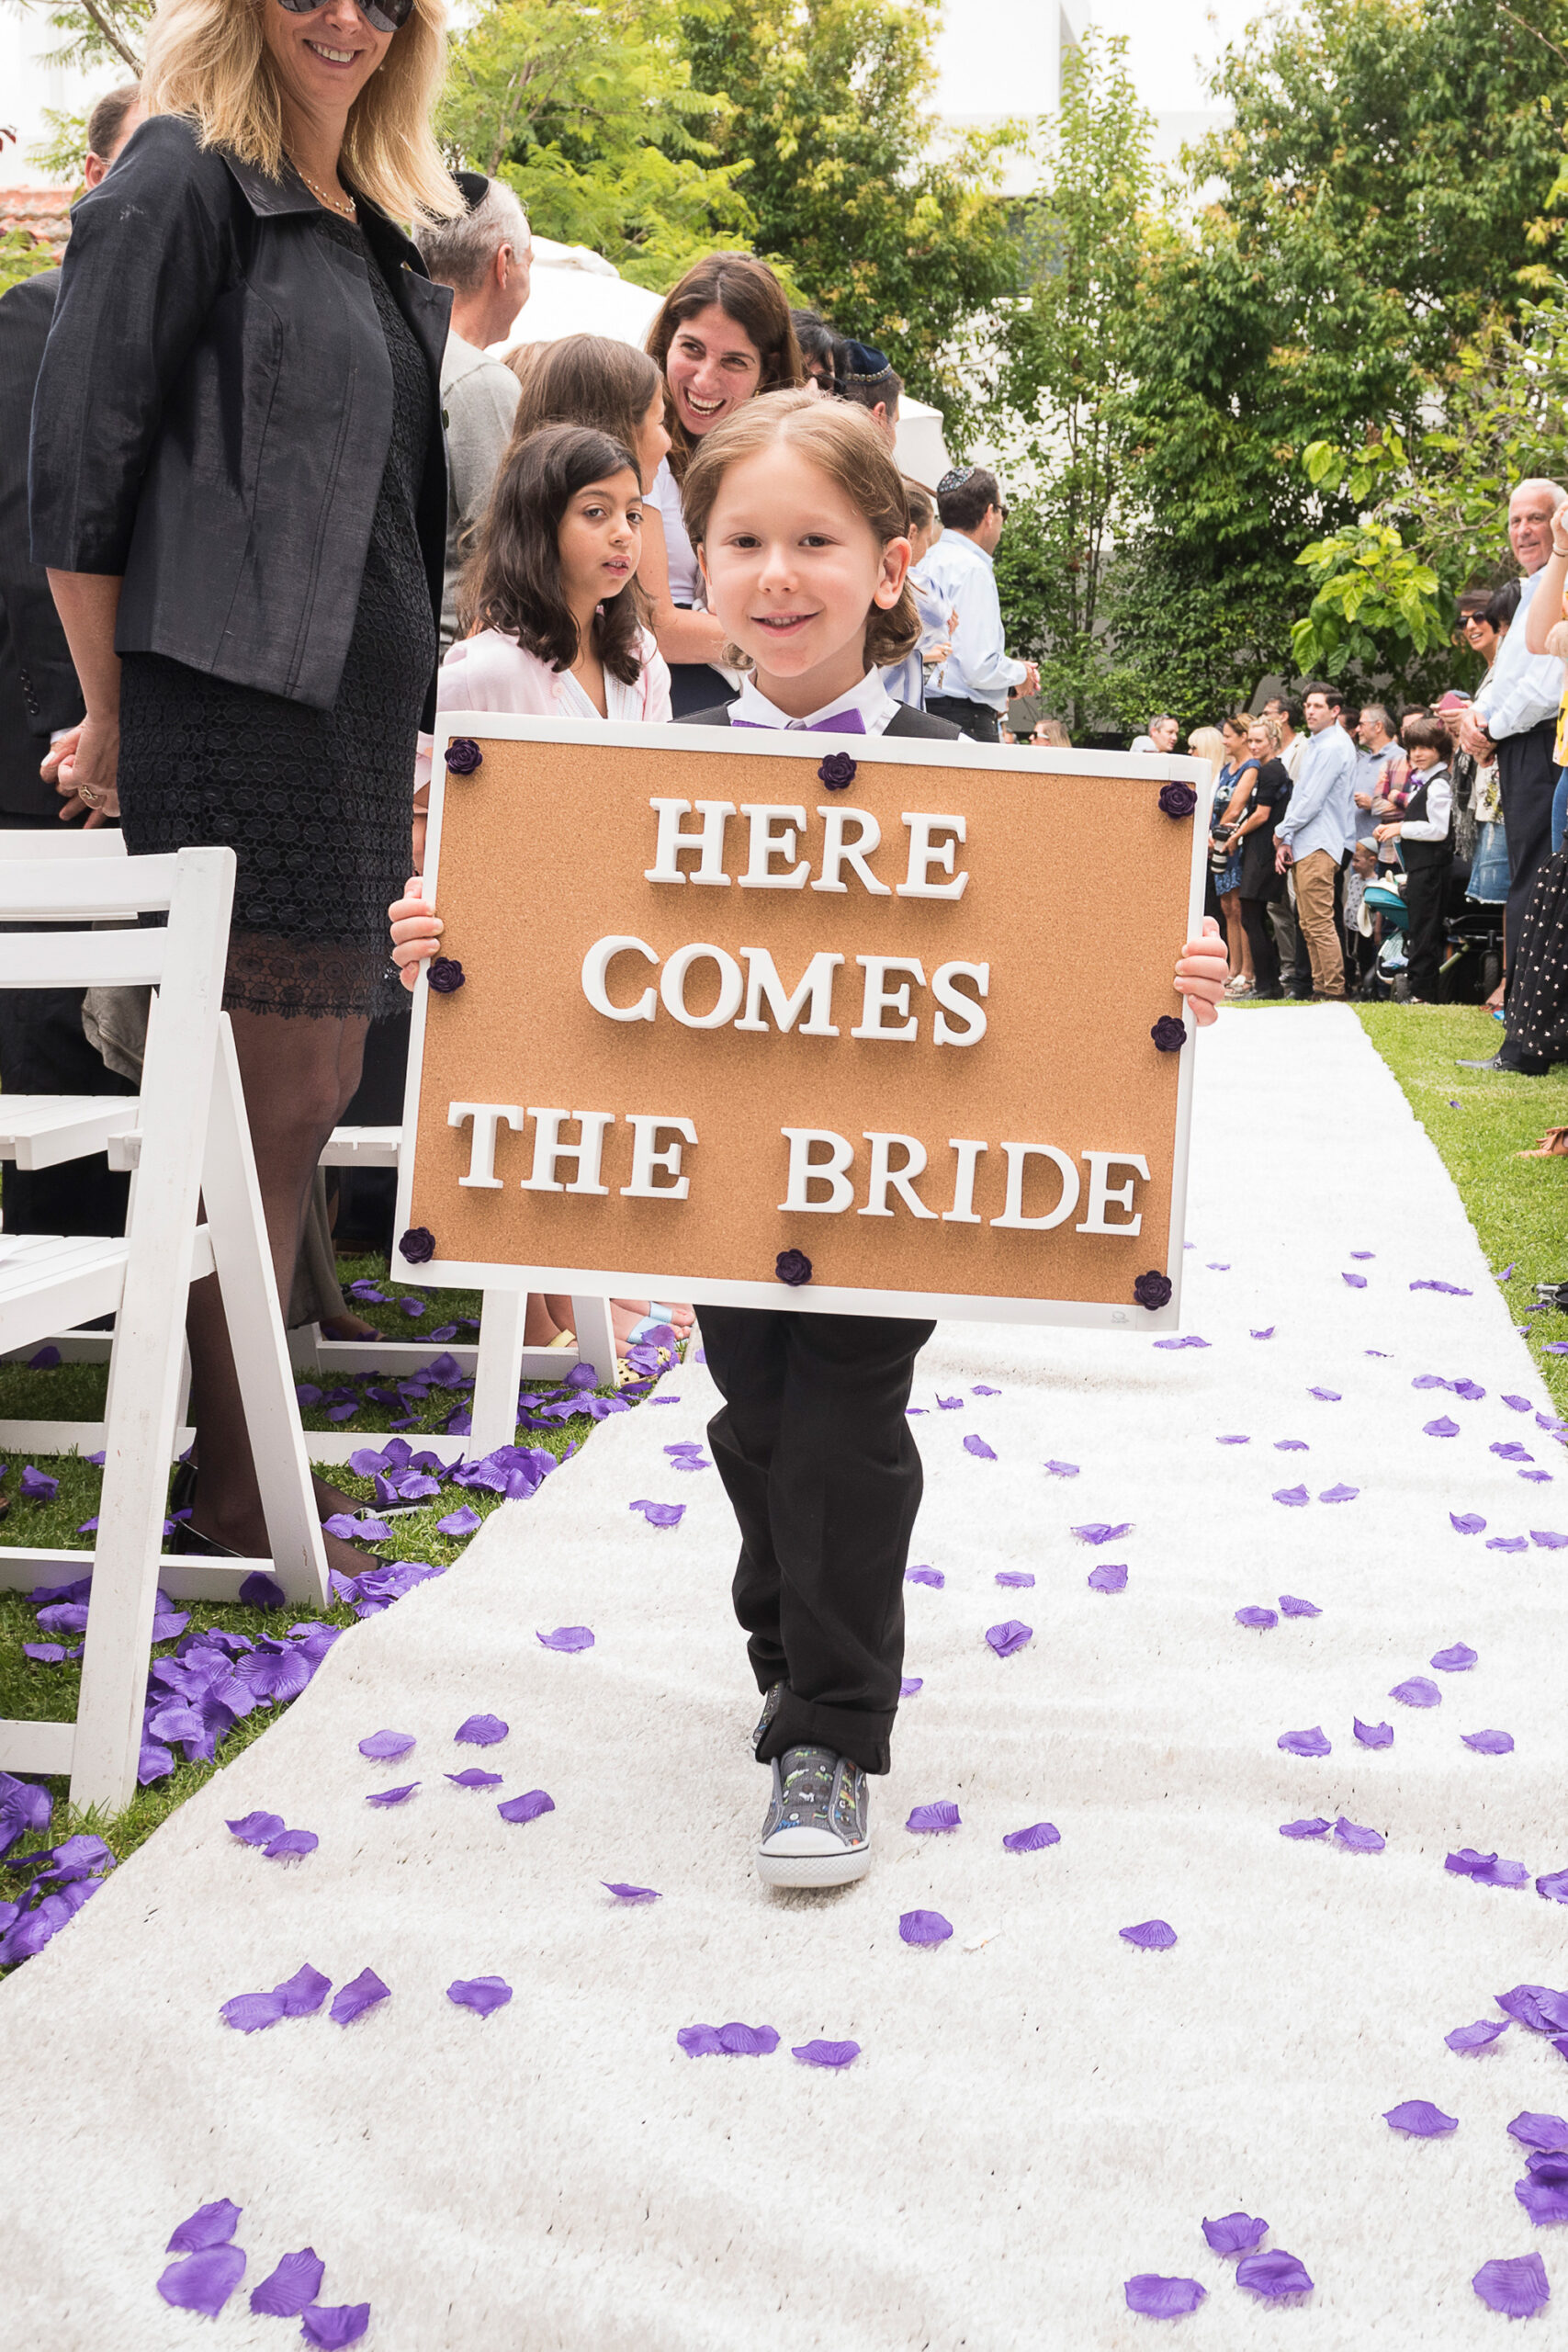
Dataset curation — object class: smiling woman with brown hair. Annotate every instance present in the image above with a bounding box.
[29,0,460,1567]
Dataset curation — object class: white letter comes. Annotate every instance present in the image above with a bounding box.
[852,956,925,1041]
[931,960,988,1046]
[734,947,843,1035]
[581,935,657,1023]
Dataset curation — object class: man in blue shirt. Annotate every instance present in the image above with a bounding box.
[920,467,1038,741]
[1274,681,1359,999]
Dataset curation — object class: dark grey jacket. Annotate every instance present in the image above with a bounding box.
[28,114,451,717]
[0,269,82,813]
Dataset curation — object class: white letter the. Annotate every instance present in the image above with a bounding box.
[644,798,735,886]
[581,935,658,1023]
[519,1110,615,1195]
[448,1101,523,1190]
[621,1116,698,1200]
[734,947,843,1035]
[992,1142,1079,1230]
[1076,1151,1150,1235]
[779,1127,855,1213]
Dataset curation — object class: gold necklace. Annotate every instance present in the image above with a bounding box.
[288,153,356,220]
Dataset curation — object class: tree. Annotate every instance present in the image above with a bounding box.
[4,0,150,181]
[681,0,1021,425]
[986,28,1153,735]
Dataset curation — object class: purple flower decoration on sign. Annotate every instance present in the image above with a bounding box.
[1450,1512,1486,1534]
[1120,1918,1177,1950]
[1472,2254,1549,2319]
[445,736,482,774]
[1354,1719,1393,1748]
[603,1883,660,1903]
[400,1229,435,1268]
[1336,1816,1385,1853]
[1280,1817,1331,1839]
[1278,1726,1331,1757]
[818,751,857,789]
[630,1498,686,1529]
[964,1433,998,1460]
[1202,2213,1269,2255]
[775,1249,812,1286]
[1236,1607,1279,1629]
[446,1975,512,2018]
[899,1908,953,1946]
[1157,781,1198,817]
[498,1788,555,1825]
[427,956,466,993]
[906,1801,961,1832]
[167,2199,241,2253]
[986,1618,1032,1657]
[793,2038,861,2067]
[157,2247,246,2317]
[251,2248,325,2317]
[1462,1728,1514,1754]
[330,1968,390,2026]
[1151,1015,1187,1052]
[1392,1677,1440,1708]
[1447,2018,1511,2052]
[1133,1271,1172,1310]
[537,1625,594,1652]
[1124,2276,1205,2318]
[1236,2251,1313,2300]
[1003,1821,1060,1852]
[1088,1563,1128,1592]
[359,1729,415,1760]
[456,1713,509,1744]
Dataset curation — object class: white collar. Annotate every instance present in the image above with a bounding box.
[733,668,898,735]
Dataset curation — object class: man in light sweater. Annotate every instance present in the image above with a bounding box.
[921,467,1038,742]
[1273,681,1359,999]
[413,174,532,646]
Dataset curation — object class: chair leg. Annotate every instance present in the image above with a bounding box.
[570,1295,619,1391]
[199,1021,331,1606]
[469,1285,525,1456]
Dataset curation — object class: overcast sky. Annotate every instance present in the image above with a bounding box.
[934,0,1270,125]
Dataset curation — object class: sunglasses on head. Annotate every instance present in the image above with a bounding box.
[276,0,414,35]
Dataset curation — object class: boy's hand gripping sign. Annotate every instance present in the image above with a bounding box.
[395,719,1209,1328]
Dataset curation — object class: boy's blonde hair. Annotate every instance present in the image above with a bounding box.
[681,390,919,671]
[141,0,463,227]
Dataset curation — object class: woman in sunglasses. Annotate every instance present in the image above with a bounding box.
[30,0,462,1566]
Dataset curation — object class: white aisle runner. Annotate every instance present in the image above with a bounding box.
[5,1006,1568,2349]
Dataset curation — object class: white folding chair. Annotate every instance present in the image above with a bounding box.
[0,846,328,1812]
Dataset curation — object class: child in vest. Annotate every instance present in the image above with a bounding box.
[1375,713,1453,1003]
[392,394,1228,1888]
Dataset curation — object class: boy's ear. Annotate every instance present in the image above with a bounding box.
[874,532,912,608]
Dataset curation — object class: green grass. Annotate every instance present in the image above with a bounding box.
[1,1259,675,1955]
[1354,1001,1568,1420]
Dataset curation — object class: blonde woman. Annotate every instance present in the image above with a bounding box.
[30,0,461,1566]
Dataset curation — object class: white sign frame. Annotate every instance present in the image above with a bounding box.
[393,716,1212,1332]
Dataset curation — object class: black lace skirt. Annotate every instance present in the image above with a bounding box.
[1508,847,1568,1063]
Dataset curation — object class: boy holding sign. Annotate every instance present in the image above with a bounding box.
[392,395,1227,1889]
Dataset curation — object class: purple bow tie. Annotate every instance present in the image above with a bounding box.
[733,708,865,735]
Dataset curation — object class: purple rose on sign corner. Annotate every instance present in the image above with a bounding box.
[427,956,466,994]
[1133,1270,1172,1311]
[1157,781,1198,818]
[775,1248,813,1287]
[818,752,857,790]
[400,1227,435,1266]
[1151,1014,1188,1053]
[445,736,482,775]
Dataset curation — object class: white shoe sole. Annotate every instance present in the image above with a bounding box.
[757,1842,872,1888]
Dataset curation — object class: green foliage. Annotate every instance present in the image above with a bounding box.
[5,0,149,85]
[0,226,58,297]
[1290,522,1447,680]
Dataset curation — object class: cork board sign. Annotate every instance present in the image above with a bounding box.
[394,717,1209,1328]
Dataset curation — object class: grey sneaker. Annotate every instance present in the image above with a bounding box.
[750,1681,784,1754]
[757,1744,871,1887]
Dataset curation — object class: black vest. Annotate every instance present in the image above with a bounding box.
[1402,763,1452,873]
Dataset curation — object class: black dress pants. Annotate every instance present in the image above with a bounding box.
[1239,898,1280,994]
[1497,718,1558,978]
[925,695,1000,744]
[699,1304,934,1775]
[1403,855,1447,1001]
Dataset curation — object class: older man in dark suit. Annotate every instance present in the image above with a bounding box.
[0,82,142,1233]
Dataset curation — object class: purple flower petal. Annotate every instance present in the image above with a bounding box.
[446,1768,503,1788]
[1498,1988,1568,2034]
[358,1729,415,1760]
[1252,1327,1275,1339]
[1279,1593,1321,1616]
[906,1801,961,1832]
[227,1810,285,1848]
[446,1975,512,2017]
[1071,1521,1132,1544]
[1273,1484,1310,1506]
[1392,1677,1441,1708]
[1278,1726,1331,1757]
[1462,1728,1515,1754]
[300,2301,371,2347]
[1309,1386,1341,1402]
[1280,1817,1331,1838]
[1447,2018,1512,2052]
[1275,1437,1308,1450]
[436,1505,483,1537]
[1236,1606,1279,1629]
[1494,1442,1535,1463]
[220,1989,286,2033]
[455,1713,509,1745]
[629,1498,686,1529]
[973,1383,1000,1396]
[995,1570,1035,1588]
[236,1570,287,1609]
[906,1566,945,1587]
[899,1675,923,1697]
[365,1782,419,1806]
[1432,1643,1478,1671]
[718,2021,780,2054]
[1088,1563,1128,1592]
[1235,2250,1314,2299]
[250,2248,325,2316]
[166,2199,242,2252]
[1517,2177,1568,2222]
[793,2038,861,2067]
[1202,2212,1268,2254]
[1472,2254,1550,2318]
[1120,1918,1177,1949]
[899,1908,953,1946]
[1124,2275,1206,2317]
[1424,1416,1461,1438]
[986,1618,1033,1657]
[157,2246,246,2316]
[1504,1393,1533,1412]
[1336,1817,1385,1852]
[1217,1433,1250,1445]
[1354,1718,1394,1748]
[676,2023,723,2055]
[1044,1459,1079,1476]
[963,1434,997,1460]
[603,1882,660,1903]
[1537,1870,1568,1904]
[18,1464,59,1502]
[1319,1483,1359,1503]
[497,1789,554,1825]
[1531,1528,1568,1549]
[1003,1821,1060,1852]
[1509,2112,1568,2152]
[936,1395,964,1411]
[262,1829,319,1861]
[328,1967,390,2027]
[536,1625,594,1653]
[1450,1511,1487,1533]
[1488,1534,1529,1552]
[1342,1271,1367,1288]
